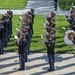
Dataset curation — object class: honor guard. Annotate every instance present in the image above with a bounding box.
[30,8,35,34]
[15,32,27,70]
[22,26,30,61]
[44,34,55,71]
[0,21,4,54]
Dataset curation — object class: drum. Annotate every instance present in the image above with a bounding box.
[65,30,74,35]
[64,30,74,45]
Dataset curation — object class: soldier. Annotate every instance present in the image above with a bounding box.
[30,8,35,34]
[51,12,56,19]
[47,12,56,22]
[30,8,35,24]
[15,32,27,70]
[50,28,56,35]
[0,21,4,54]
[49,28,56,63]
[44,34,55,71]
[22,20,31,55]
[54,0,57,10]
[22,26,30,61]
[26,12,33,38]
[5,14,11,41]
[69,13,75,31]
[49,18,56,28]
[7,10,13,37]
[1,14,7,47]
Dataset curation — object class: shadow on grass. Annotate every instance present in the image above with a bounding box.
[67,49,75,54]
[9,38,14,42]
[56,36,63,38]
[7,43,16,47]
[31,40,39,43]
[56,50,68,54]
[33,35,41,38]
[31,48,46,53]
[56,49,75,53]
[4,35,18,52]
[4,47,18,52]
[55,44,66,48]
[21,1,28,3]
[56,40,64,43]
[68,49,75,51]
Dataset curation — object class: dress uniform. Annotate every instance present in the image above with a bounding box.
[15,32,27,70]
[22,20,31,55]
[26,12,33,38]
[45,34,55,71]
[6,14,11,41]
[1,15,7,47]
[49,18,56,28]
[22,26,30,62]
[0,21,4,54]
[43,11,56,72]
[7,10,13,37]
[30,8,35,34]
[54,0,57,10]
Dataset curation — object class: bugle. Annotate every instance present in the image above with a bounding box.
[14,35,20,44]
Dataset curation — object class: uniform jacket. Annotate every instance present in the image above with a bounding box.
[45,40,55,55]
[0,25,4,39]
[17,38,27,54]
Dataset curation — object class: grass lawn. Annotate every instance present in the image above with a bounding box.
[58,0,75,10]
[4,15,75,54]
[0,0,28,9]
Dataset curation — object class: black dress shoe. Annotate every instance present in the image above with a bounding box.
[47,69,54,72]
[25,60,27,62]
[0,53,4,55]
[18,68,24,71]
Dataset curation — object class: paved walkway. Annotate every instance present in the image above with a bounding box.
[26,0,55,14]
[0,0,70,15]
[0,0,55,15]
[0,53,75,75]
[0,9,30,15]
[0,9,70,15]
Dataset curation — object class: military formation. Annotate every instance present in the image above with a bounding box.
[14,8,35,70]
[1,0,75,73]
[65,9,75,31]
[0,9,57,71]
[0,10,13,54]
[65,7,75,45]
[41,12,56,71]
